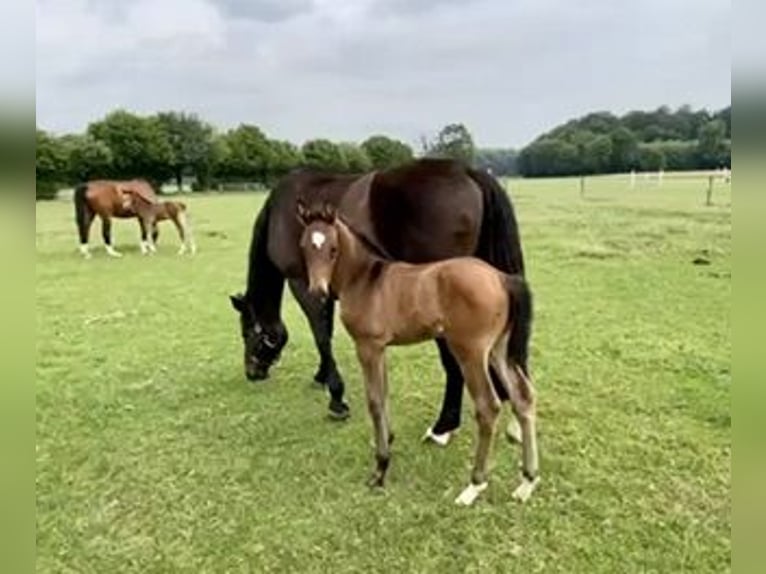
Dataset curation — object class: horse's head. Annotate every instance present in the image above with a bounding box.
[297,200,339,299]
[229,293,288,381]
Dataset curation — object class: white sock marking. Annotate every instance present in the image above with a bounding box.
[455,482,488,506]
[422,427,451,447]
[512,476,540,503]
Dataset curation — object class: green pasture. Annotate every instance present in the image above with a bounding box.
[36,175,731,572]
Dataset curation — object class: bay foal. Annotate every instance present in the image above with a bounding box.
[297,202,539,505]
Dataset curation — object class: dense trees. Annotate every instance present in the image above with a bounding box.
[35,104,731,199]
[517,105,731,177]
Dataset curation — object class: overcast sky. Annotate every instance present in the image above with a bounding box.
[35,0,730,148]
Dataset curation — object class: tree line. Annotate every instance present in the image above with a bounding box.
[36,104,731,198]
[516,105,731,177]
[36,110,420,199]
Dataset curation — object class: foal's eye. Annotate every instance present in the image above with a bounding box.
[330,246,338,257]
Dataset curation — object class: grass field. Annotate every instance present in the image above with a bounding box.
[36,175,731,573]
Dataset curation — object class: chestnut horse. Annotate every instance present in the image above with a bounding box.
[74,179,195,257]
[297,202,539,505]
[230,159,526,442]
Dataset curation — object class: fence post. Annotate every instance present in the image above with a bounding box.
[580,176,586,198]
[706,175,713,206]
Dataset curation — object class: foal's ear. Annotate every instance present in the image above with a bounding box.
[321,202,337,222]
[296,199,310,226]
[229,293,246,313]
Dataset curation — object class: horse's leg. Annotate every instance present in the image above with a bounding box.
[287,279,349,420]
[139,213,157,254]
[77,209,94,259]
[490,343,540,502]
[355,340,391,488]
[138,217,151,255]
[452,346,500,506]
[100,216,122,257]
[423,339,464,446]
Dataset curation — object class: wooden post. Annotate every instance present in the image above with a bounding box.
[580,176,585,198]
[706,175,713,206]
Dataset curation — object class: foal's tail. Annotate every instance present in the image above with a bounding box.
[505,274,533,376]
[73,183,92,243]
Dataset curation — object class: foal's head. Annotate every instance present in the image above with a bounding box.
[297,200,340,298]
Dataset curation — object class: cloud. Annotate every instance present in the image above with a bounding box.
[213,0,315,22]
[36,0,731,147]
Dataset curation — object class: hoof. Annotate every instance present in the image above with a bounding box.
[512,475,540,503]
[422,427,452,447]
[105,248,123,258]
[506,419,522,444]
[366,473,385,489]
[455,481,488,506]
[327,400,350,421]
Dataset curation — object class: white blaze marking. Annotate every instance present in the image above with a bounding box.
[311,231,326,249]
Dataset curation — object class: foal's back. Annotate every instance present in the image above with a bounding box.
[371,257,511,346]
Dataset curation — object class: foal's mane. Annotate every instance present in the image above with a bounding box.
[336,215,393,261]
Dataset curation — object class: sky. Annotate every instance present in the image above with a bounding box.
[35,0,731,148]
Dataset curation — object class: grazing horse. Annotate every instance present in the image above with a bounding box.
[230,158,525,442]
[297,202,539,505]
[74,179,195,257]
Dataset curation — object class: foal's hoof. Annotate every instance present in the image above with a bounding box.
[455,482,488,506]
[512,476,540,503]
[422,427,452,447]
[327,400,350,421]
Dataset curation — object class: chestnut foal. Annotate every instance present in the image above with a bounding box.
[297,202,539,505]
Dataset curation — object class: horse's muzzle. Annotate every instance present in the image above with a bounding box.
[246,363,270,381]
[308,279,329,299]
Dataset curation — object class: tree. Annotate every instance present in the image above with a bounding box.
[60,134,113,183]
[697,119,727,168]
[474,148,517,176]
[88,110,174,187]
[361,135,413,170]
[609,127,639,172]
[338,143,372,173]
[582,135,612,174]
[637,145,667,171]
[36,130,66,199]
[301,139,348,172]
[155,112,217,191]
[267,139,303,182]
[427,123,476,163]
[219,124,275,182]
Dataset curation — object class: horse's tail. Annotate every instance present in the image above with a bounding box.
[505,274,533,376]
[73,183,92,243]
[469,167,525,276]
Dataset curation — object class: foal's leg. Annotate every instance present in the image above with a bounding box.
[287,279,349,419]
[490,349,540,502]
[453,348,500,506]
[138,218,152,255]
[100,216,122,257]
[356,341,391,487]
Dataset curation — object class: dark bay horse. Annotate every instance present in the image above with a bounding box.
[230,158,525,440]
[297,203,538,505]
[74,180,195,257]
